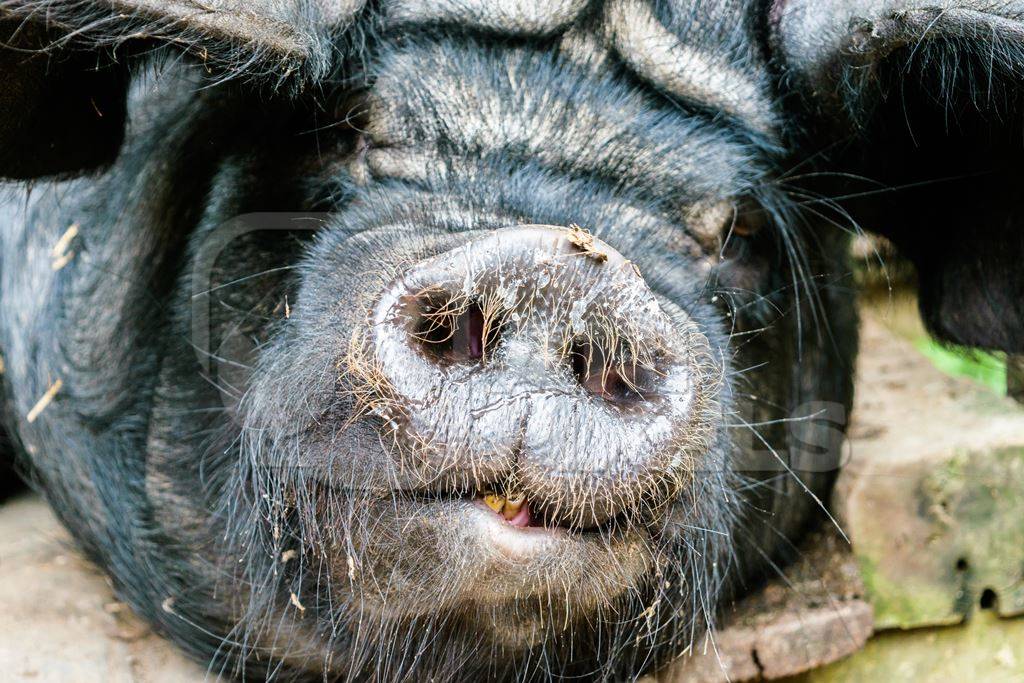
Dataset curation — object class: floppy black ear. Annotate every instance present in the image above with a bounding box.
[0,0,359,178]
[773,0,1024,352]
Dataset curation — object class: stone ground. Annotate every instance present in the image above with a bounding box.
[785,295,1024,683]
[790,609,1024,683]
[1,295,1022,681]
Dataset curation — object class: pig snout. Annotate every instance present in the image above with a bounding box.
[357,225,721,530]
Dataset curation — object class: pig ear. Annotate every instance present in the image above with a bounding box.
[0,0,360,178]
[772,1,1024,352]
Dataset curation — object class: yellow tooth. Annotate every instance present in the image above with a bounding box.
[502,493,525,519]
[483,492,505,513]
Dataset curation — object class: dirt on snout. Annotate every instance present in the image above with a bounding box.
[565,224,609,262]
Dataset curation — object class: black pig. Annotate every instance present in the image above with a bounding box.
[0,1,1020,680]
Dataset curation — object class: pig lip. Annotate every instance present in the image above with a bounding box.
[465,500,572,559]
[404,488,623,535]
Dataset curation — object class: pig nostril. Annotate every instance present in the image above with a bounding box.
[570,340,649,404]
[412,298,504,364]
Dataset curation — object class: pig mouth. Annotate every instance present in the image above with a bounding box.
[406,486,541,528]
[364,484,657,620]
[406,485,626,535]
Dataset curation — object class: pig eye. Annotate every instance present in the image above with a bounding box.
[570,340,653,405]
[686,197,767,254]
[412,297,505,364]
[729,200,767,240]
